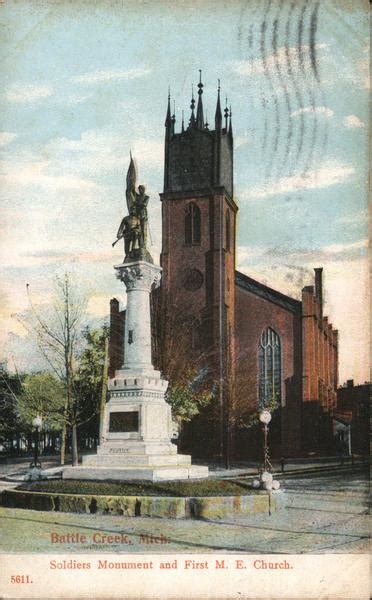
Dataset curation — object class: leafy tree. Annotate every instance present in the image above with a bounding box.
[17,372,65,432]
[73,326,109,447]
[0,365,23,451]
[166,367,214,424]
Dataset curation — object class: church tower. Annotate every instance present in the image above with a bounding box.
[159,72,238,459]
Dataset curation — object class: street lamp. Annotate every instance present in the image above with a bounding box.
[252,409,280,491]
[259,409,272,475]
[30,415,42,469]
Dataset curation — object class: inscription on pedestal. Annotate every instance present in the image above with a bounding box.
[109,411,139,433]
[109,448,130,454]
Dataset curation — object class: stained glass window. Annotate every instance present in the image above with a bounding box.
[258,327,282,407]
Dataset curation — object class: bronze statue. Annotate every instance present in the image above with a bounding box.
[112,154,153,263]
[135,184,149,250]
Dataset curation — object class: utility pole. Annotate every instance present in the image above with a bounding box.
[99,336,109,444]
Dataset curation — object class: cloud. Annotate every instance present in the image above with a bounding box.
[87,295,110,318]
[6,83,54,103]
[47,130,118,153]
[343,115,365,129]
[234,134,251,149]
[322,239,367,256]
[262,239,368,265]
[130,138,164,170]
[291,106,334,118]
[11,248,114,269]
[0,158,96,192]
[244,161,355,199]
[0,132,17,147]
[236,245,267,264]
[238,239,368,275]
[43,129,163,177]
[232,44,328,78]
[71,67,151,84]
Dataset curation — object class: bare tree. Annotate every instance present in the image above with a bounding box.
[17,273,87,466]
[152,290,215,444]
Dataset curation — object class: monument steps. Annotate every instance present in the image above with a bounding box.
[82,453,192,467]
[62,465,208,482]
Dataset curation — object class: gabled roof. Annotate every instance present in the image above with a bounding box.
[235,270,302,315]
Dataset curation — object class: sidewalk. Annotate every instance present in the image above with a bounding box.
[0,455,66,489]
[199,456,368,479]
[0,453,367,485]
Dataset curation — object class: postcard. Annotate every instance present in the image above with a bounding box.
[0,0,369,599]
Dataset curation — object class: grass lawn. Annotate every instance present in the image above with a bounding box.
[18,478,258,497]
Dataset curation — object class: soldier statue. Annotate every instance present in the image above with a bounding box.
[112,154,153,263]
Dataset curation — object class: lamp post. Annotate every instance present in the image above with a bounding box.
[259,409,272,474]
[30,415,42,469]
[252,409,280,492]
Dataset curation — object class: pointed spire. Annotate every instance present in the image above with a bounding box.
[189,84,196,127]
[165,88,172,128]
[215,79,222,130]
[224,97,229,131]
[171,100,176,134]
[181,110,185,133]
[196,69,204,129]
[228,105,233,136]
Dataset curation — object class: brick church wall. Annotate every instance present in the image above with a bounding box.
[301,271,339,454]
[234,276,302,458]
[160,194,211,318]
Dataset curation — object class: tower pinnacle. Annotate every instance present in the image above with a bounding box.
[224,97,229,131]
[215,79,222,130]
[165,89,172,128]
[196,69,204,129]
[189,85,196,127]
[171,100,176,135]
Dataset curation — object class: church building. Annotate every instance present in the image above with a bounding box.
[110,74,339,461]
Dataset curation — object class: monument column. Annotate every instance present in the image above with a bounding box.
[116,262,161,372]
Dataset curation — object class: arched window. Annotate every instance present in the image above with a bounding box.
[225,210,230,251]
[258,327,282,407]
[185,203,201,245]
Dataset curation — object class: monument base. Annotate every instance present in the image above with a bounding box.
[62,367,208,482]
[62,464,208,482]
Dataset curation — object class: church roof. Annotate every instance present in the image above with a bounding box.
[235,270,302,315]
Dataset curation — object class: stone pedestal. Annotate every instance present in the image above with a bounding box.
[63,261,208,482]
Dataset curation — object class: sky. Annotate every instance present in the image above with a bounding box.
[0,0,369,383]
